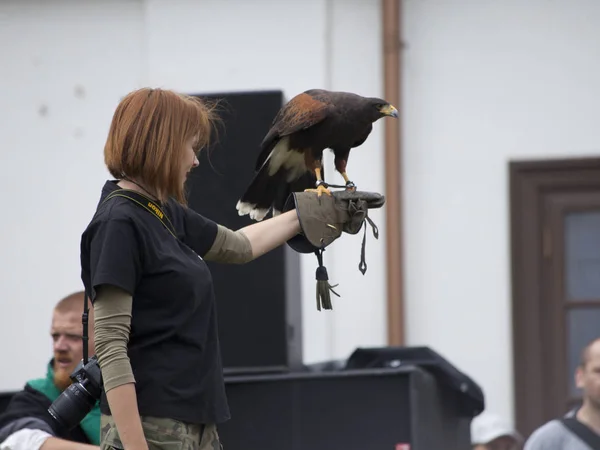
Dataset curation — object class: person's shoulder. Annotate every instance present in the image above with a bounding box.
[82,203,140,244]
[524,419,570,448]
[83,182,149,234]
[94,187,146,223]
[20,384,52,406]
[0,387,59,443]
[529,418,566,437]
[0,384,52,419]
[24,378,47,396]
[165,197,209,219]
[170,200,219,251]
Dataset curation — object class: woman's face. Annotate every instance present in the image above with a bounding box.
[181,135,200,186]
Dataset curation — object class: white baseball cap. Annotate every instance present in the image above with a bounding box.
[471,412,522,444]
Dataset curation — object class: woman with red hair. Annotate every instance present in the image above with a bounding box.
[80,87,368,449]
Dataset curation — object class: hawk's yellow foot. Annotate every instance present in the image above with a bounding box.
[304,184,332,197]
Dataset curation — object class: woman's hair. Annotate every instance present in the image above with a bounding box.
[104,87,220,204]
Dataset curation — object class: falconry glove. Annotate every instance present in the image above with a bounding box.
[283,190,385,311]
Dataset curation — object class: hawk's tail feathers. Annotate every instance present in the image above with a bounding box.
[236,162,285,221]
[236,166,317,222]
[237,138,318,221]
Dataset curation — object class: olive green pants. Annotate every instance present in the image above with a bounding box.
[100,414,223,450]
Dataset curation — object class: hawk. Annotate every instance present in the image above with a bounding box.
[236,89,398,221]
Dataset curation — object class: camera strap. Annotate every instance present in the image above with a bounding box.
[101,188,178,239]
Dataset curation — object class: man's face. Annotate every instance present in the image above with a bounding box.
[50,309,86,391]
[576,341,600,409]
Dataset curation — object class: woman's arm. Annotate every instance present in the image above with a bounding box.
[204,210,300,264]
[94,285,148,450]
[239,210,301,259]
[104,385,147,450]
[41,435,99,449]
[0,429,98,450]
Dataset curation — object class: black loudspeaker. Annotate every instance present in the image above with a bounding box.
[345,346,485,418]
[186,90,302,375]
[220,366,474,450]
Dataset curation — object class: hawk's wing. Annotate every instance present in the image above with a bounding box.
[255,91,332,170]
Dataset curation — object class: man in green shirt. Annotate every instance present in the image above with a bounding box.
[0,291,100,449]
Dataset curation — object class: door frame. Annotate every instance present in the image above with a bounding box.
[510,157,600,436]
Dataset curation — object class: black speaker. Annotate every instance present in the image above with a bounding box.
[186,90,302,375]
[220,366,473,450]
[346,346,485,418]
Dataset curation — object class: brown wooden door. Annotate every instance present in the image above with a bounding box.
[510,158,600,437]
[543,191,600,414]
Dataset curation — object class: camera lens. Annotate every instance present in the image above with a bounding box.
[48,382,97,430]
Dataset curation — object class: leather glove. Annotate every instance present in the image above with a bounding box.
[283,190,385,254]
[283,190,385,311]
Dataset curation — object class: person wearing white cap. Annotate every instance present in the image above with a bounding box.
[471,411,522,450]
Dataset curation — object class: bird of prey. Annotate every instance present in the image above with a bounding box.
[236,89,398,221]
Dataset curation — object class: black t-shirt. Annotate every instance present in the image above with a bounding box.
[80,180,230,425]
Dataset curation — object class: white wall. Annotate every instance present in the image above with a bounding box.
[0,0,146,390]
[0,0,387,391]
[402,0,600,427]
[12,0,597,430]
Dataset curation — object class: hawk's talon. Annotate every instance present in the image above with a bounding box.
[304,183,332,197]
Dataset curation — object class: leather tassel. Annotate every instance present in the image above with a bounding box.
[314,248,339,311]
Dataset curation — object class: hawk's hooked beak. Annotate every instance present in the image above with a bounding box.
[381,104,398,118]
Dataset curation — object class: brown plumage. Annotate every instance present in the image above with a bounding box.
[236,89,398,221]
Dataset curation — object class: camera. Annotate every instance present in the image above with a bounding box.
[48,355,103,430]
